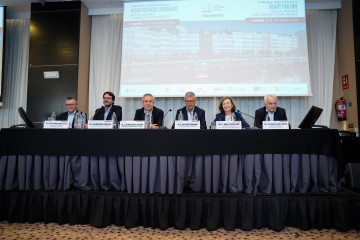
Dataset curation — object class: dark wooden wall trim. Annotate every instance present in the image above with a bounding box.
[27,1,82,122]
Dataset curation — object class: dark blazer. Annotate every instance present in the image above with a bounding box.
[254,106,288,129]
[172,106,207,129]
[134,106,164,126]
[214,112,250,128]
[57,110,88,128]
[93,104,122,121]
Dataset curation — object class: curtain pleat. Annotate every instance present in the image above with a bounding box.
[0,190,358,231]
[0,19,30,128]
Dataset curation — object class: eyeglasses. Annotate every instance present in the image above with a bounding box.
[66,104,75,107]
[103,97,112,100]
[185,100,195,103]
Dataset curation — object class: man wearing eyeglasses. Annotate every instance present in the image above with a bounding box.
[93,91,122,121]
[172,91,207,129]
[254,94,288,129]
[57,97,88,128]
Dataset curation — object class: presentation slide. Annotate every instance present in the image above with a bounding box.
[0,6,3,106]
[120,0,311,97]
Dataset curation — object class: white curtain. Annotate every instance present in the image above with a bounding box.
[306,9,337,127]
[88,10,338,128]
[88,15,123,120]
[0,19,30,128]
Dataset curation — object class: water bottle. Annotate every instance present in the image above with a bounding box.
[79,112,84,129]
[193,112,198,121]
[111,112,117,129]
[51,112,56,121]
[232,112,236,121]
[74,112,79,129]
[178,111,184,121]
[81,112,86,129]
[145,111,151,129]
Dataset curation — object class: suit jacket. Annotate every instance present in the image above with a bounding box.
[93,104,122,121]
[172,106,207,129]
[134,106,164,126]
[214,112,250,128]
[254,106,288,129]
[57,110,88,128]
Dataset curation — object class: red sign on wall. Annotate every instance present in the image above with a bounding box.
[342,75,349,90]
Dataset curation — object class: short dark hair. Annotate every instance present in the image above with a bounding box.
[66,97,77,103]
[103,91,115,101]
[218,97,236,114]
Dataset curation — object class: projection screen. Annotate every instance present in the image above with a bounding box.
[120,0,312,97]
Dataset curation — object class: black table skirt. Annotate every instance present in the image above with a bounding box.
[1,190,358,231]
[0,128,340,194]
[0,153,338,194]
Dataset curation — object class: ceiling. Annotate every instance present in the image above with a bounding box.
[0,0,343,18]
[0,0,128,17]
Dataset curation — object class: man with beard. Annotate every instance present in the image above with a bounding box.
[93,91,122,122]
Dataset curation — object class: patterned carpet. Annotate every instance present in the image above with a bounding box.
[0,221,359,240]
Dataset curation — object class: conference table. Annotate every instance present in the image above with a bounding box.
[0,128,340,194]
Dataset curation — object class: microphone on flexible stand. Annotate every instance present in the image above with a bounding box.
[237,110,254,119]
[90,107,102,120]
[160,109,172,129]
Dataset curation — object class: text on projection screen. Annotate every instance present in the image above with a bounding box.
[120,0,312,97]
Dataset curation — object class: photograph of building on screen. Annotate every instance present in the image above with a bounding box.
[120,0,311,97]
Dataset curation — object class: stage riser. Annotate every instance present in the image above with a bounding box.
[0,191,359,231]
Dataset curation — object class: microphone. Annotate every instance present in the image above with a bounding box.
[266,113,270,121]
[237,110,255,119]
[164,108,172,118]
[90,107,102,120]
[160,109,172,129]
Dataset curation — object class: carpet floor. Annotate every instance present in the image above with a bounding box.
[0,221,359,239]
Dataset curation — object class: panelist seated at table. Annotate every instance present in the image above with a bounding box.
[254,94,288,129]
[214,97,250,128]
[172,91,207,129]
[134,93,164,129]
[93,91,122,121]
[57,97,87,128]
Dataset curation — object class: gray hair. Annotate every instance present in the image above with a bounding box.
[184,91,196,99]
[143,93,155,102]
[264,94,277,103]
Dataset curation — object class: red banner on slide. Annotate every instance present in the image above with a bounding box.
[124,19,180,27]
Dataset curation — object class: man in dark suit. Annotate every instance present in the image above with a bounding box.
[57,97,87,128]
[254,94,288,129]
[172,91,207,129]
[134,93,164,129]
[93,91,122,121]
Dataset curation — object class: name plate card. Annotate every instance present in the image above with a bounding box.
[119,121,145,129]
[43,121,69,129]
[88,120,113,129]
[175,120,200,129]
[216,121,242,129]
[262,121,289,129]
